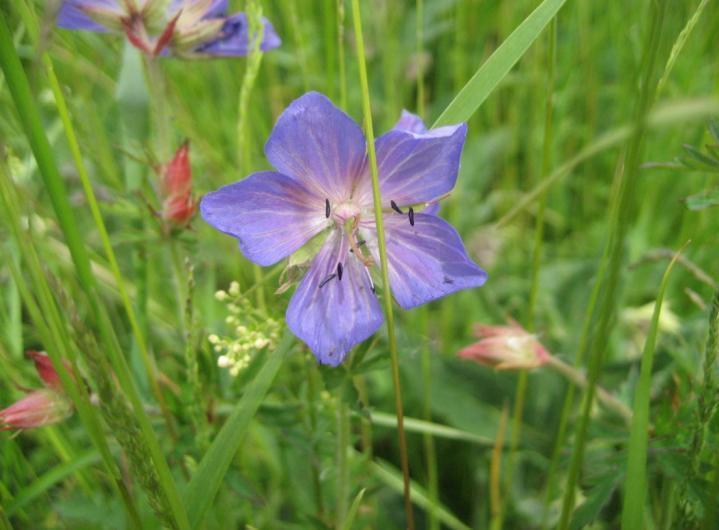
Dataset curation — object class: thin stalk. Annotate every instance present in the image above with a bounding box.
[556,1,668,528]
[0,22,190,530]
[620,250,681,530]
[238,1,267,313]
[42,53,175,436]
[351,1,414,528]
[416,0,425,117]
[502,19,558,526]
[335,397,350,528]
[307,364,325,517]
[0,167,142,528]
[420,309,439,530]
[145,57,171,158]
[337,0,347,110]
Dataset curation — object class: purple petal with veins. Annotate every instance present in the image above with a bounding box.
[286,231,383,365]
[265,92,367,201]
[200,171,329,266]
[367,213,487,309]
[355,121,467,209]
[195,12,281,56]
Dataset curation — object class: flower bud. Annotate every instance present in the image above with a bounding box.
[458,323,550,370]
[0,390,73,431]
[161,141,196,226]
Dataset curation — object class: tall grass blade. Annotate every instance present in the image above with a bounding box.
[433,0,567,127]
[0,20,190,530]
[340,488,366,530]
[371,459,471,530]
[351,1,414,528]
[556,0,669,527]
[620,247,682,530]
[6,450,101,516]
[184,331,294,528]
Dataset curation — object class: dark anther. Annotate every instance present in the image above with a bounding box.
[337,262,344,280]
[325,199,331,218]
[443,276,454,284]
[371,285,376,294]
[319,273,337,288]
[390,200,403,214]
[408,207,415,226]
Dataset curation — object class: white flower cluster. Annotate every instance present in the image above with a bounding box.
[209,281,281,376]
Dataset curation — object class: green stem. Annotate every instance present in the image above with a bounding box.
[0,21,190,530]
[42,52,176,436]
[337,0,347,110]
[416,0,425,117]
[420,308,439,530]
[335,397,350,529]
[556,1,668,527]
[351,2,414,528]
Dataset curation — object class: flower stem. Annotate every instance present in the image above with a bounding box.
[416,0,425,118]
[335,395,350,528]
[350,1,414,528]
[238,1,267,313]
[556,0,668,527]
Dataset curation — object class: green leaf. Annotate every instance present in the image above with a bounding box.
[6,451,101,516]
[184,331,295,528]
[568,472,619,530]
[370,458,471,530]
[367,411,494,446]
[682,143,719,169]
[620,248,682,530]
[684,189,719,210]
[340,488,366,530]
[433,0,568,127]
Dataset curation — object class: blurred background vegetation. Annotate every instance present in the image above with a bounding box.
[1,0,718,528]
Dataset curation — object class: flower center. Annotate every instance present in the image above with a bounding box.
[331,200,361,223]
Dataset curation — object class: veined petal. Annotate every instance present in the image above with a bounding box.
[265,92,367,201]
[57,0,118,31]
[195,13,281,56]
[356,120,467,208]
[393,110,428,133]
[200,171,329,266]
[367,213,486,309]
[286,231,383,366]
[168,0,228,19]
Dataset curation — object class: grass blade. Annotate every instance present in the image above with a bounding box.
[620,247,682,529]
[367,411,494,446]
[6,450,101,516]
[184,331,294,528]
[340,488,366,530]
[370,459,471,530]
[433,0,567,127]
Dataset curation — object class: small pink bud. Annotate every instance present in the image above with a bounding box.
[27,351,65,390]
[458,322,550,371]
[0,390,73,431]
[161,141,196,226]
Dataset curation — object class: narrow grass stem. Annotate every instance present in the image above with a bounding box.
[0,22,190,530]
[351,1,414,528]
[419,308,439,530]
[337,0,347,110]
[416,0,425,117]
[503,18,558,525]
[42,53,176,436]
[335,397,350,529]
[556,1,668,527]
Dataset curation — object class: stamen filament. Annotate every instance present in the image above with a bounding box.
[318,273,337,289]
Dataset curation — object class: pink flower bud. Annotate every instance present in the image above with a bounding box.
[458,322,550,370]
[0,390,73,431]
[27,351,65,390]
[161,141,196,226]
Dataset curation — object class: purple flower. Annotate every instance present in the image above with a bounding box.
[201,92,487,365]
[56,0,280,57]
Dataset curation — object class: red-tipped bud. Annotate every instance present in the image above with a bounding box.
[161,141,196,226]
[0,390,73,431]
[458,323,550,371]
[26,351,67,390]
